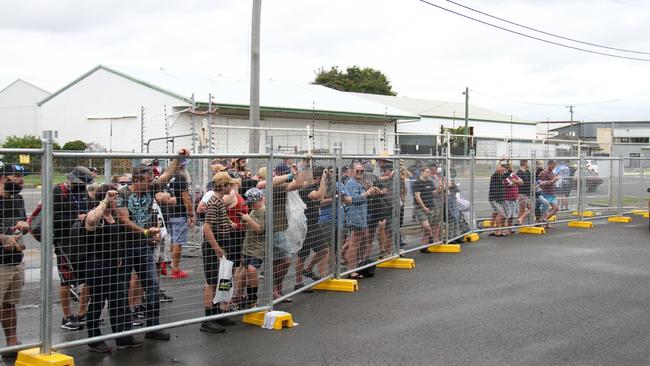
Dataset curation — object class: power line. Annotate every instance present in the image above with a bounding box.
[418,0,650,62]
[444,0,650,55]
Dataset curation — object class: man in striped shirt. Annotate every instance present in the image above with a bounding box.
[201,172,238,334]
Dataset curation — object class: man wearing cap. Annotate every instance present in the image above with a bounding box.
[117,148,189,341]
[0,164,28,355]
[53,166,94,331]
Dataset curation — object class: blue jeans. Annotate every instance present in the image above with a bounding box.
[125,246,160,327]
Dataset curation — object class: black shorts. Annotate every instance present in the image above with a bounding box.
[224,231,244,267]
[297,225,329,259]
[244,256,264,269]
[202,237,227,286]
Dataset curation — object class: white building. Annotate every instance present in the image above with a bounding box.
[351,93,538,156]
[38,65,417,154]
[0,79,51,144]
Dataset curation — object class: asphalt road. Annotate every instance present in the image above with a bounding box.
[7,216,648,366]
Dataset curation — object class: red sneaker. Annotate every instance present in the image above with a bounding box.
[171,269,189,279]
[160,262,168,276]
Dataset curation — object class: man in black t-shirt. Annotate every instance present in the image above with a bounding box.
[53,166,94,331]
[0,164,28,353]
[516,160,532,225]
[163,166,195,279]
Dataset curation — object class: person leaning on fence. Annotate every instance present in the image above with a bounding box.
[413,167,440,249]
[294,166,329,291]
[53,166,94,331]
[222,170,248,310]
[488,162,508,236]
[83,185,142,353]
[538,160,561,227]
[240,188,266,309]
[516,160,532,225]
[0,164,28,357]
[201,172,238,334]
[502,162,523,234]
[116,148,190,341]
[342,163,380,279]
[428,163,444,242]
[316,167,350,277]
[255,163,305,301]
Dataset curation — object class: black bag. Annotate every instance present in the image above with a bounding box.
[357,259,376,278]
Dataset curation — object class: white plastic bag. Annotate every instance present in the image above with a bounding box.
[456,192,470,212]
[285,190,307,254]
[213,257,234,304]
[152,201,171,262]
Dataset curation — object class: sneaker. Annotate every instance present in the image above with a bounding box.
[215,317,237,327]
[74,315,86,330]
[131,319,144,327]
[145,330,171,341]
[400,240,407,248]
[160,261,168,276]
[133,306,146,320]
[171,269,189,279]
[88,341,112,353]
[116,338,143,350]
[160,290,174,303]
[61,316,80,330]
[200,321,226,334]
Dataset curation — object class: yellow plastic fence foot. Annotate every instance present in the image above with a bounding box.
[426,244,461,253]
[482,220,492,228]
[608,216,632,223]
[377,258,415,269]
[242,311,295,330]
[568,221,594,229]
[548,215,557,222]
[519,226,545,235]
[572,211,595,217]
[642,212,649,219]
[631,209,648,215]
[15,348,74,366]
[313,279,358,292]
[464,233,480,242]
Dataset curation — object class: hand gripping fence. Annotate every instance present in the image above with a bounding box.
[0,130,637,360]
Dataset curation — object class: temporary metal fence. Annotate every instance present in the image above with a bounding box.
[0,130,641,359]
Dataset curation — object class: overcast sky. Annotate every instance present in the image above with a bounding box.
[2,0,650,122]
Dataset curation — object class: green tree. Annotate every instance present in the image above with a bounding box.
[313,66,397,95]
[62,140,87,151]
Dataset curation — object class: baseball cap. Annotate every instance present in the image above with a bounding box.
[0,163,26,176]
[67,166,95,184]
[212,172,237,187]
[245,188,264,203]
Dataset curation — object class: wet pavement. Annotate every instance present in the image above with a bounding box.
[4,218,648,365]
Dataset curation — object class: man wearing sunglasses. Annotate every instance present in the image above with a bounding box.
[0,164,28,356]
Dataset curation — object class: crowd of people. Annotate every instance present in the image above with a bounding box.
[487,159,574,236]
[0,152,578,357]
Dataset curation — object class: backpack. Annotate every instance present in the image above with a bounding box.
[29,183,69,242]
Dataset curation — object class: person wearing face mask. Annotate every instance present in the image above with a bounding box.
[53,166,94,331]
[0,164,28,358]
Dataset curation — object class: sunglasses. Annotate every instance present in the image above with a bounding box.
[355,170,364,174]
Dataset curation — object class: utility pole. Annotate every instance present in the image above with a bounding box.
[463,87,469,156]
[567,105,575,138]
[249,0,262,154]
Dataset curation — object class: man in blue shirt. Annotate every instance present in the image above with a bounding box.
[342,164,381,279]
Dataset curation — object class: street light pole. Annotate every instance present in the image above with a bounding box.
[249,0,262,154]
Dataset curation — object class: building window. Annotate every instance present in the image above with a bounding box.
[615,137,649,144]
[630,153,641,157]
